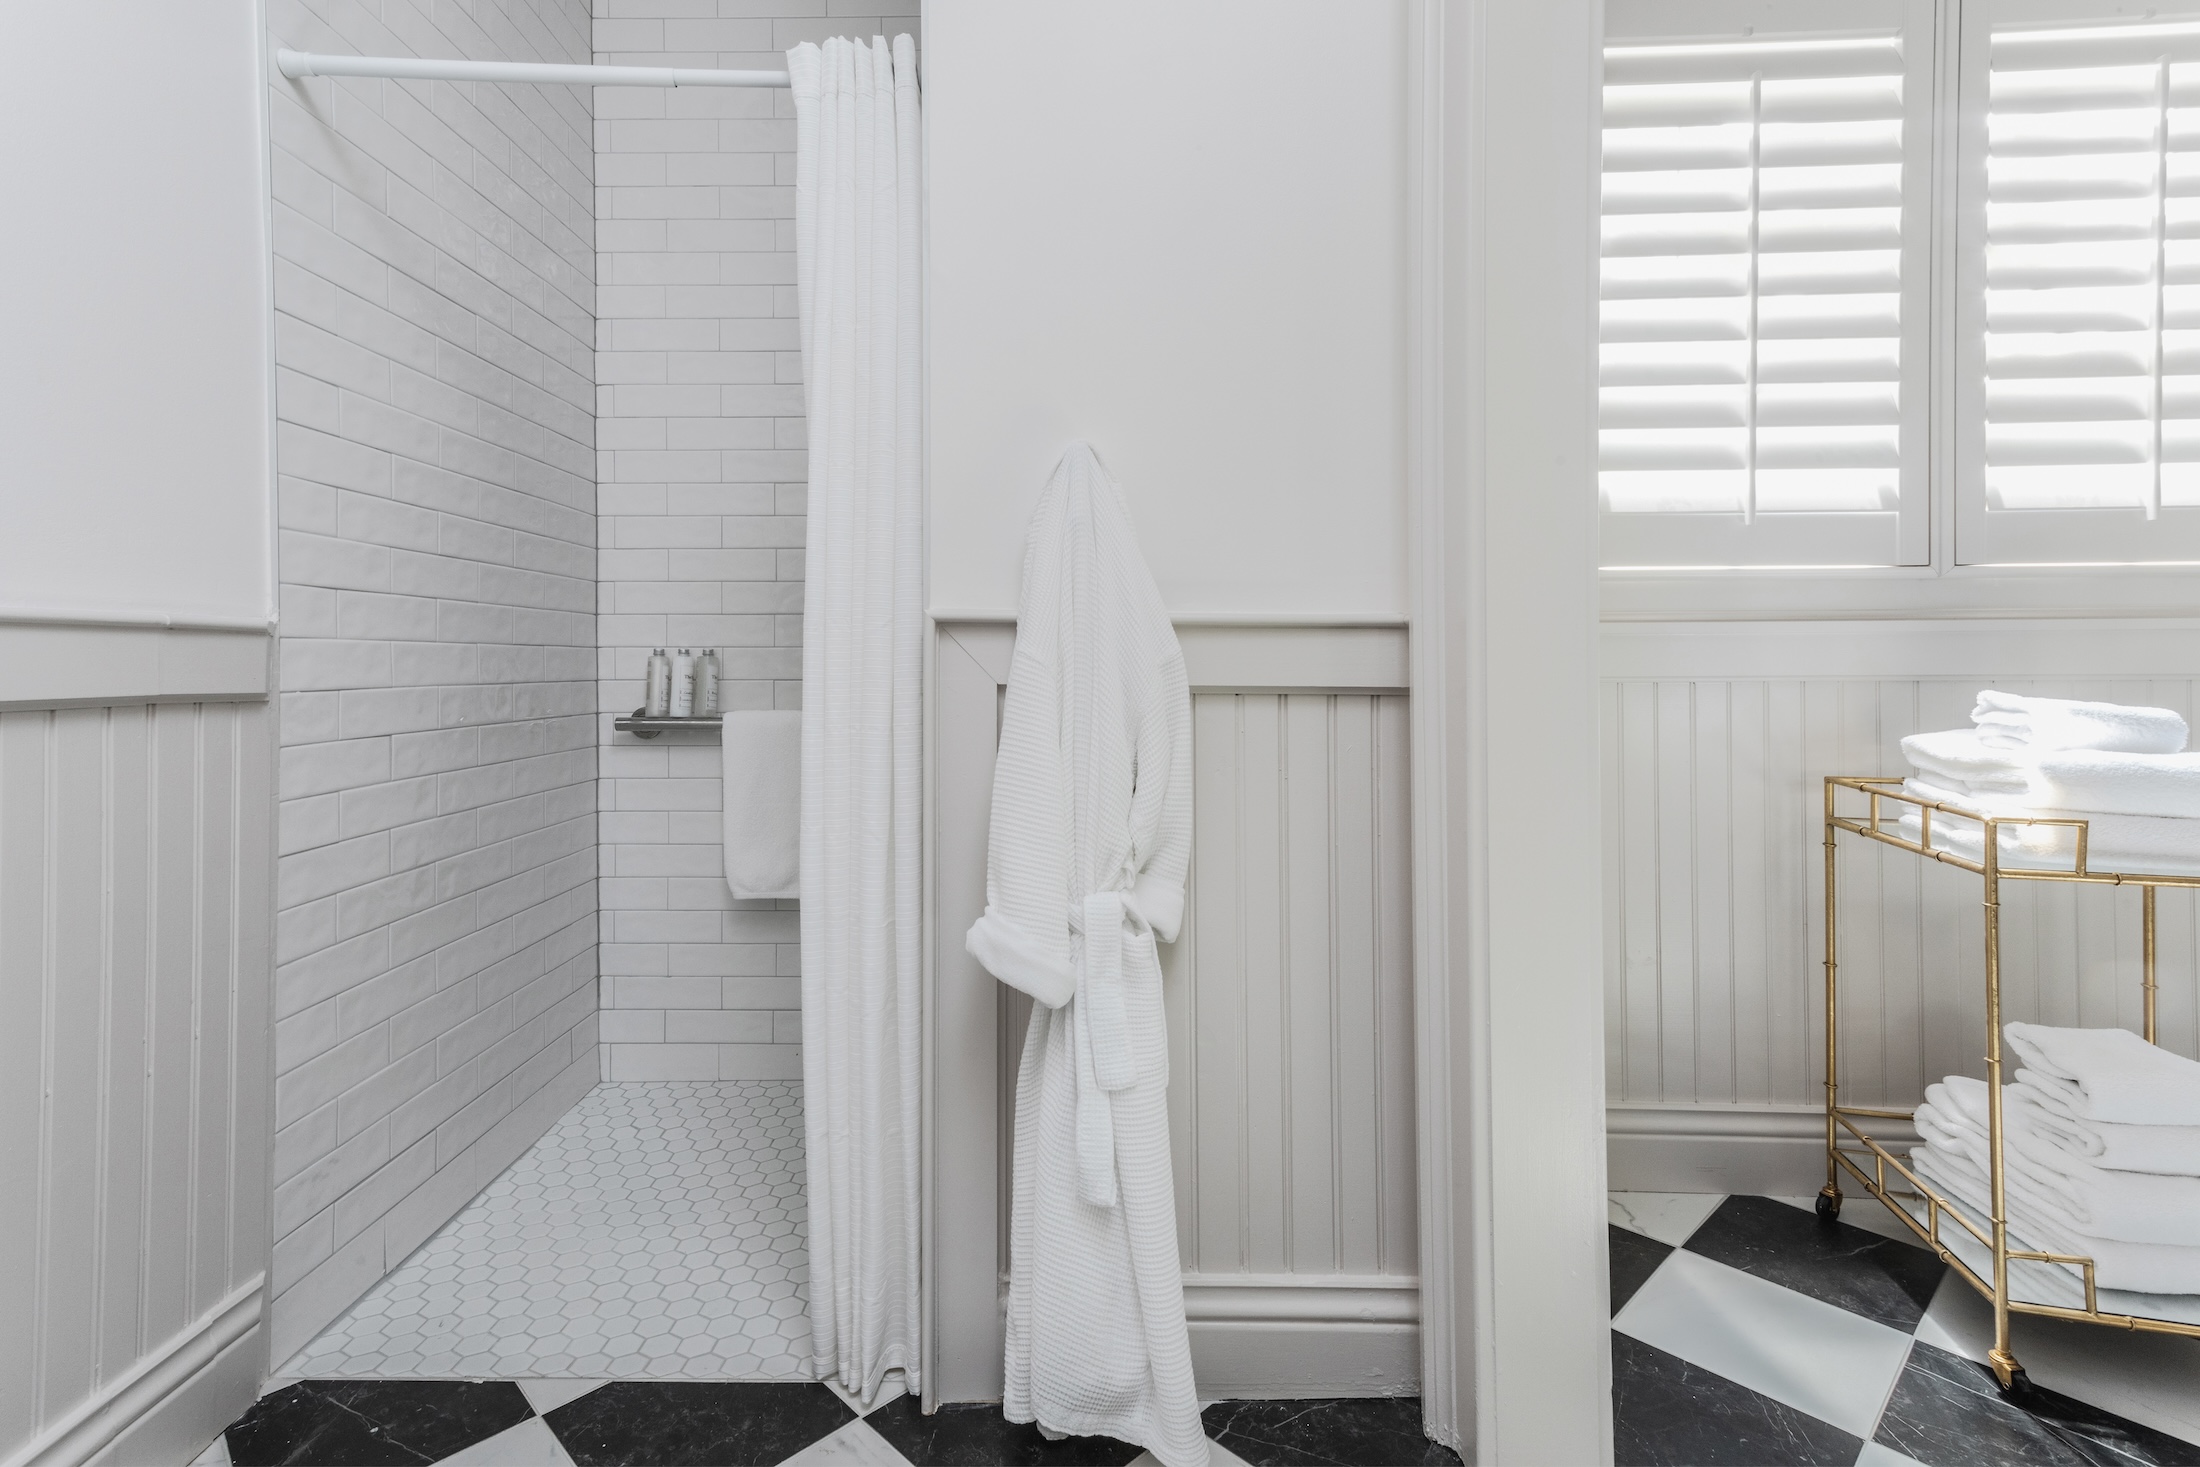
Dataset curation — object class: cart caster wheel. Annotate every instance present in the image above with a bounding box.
[1995,1366,2040,1408]
[1815,1187,1842,1221]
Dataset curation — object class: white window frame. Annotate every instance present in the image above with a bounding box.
[1604,0,2200,577]
[1954,0,2200,564]
[1602,0,1940,569]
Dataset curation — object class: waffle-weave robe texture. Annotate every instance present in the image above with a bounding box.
[964,442,1204,1467]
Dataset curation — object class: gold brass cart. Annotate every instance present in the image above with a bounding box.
[1821,775,2200,1397]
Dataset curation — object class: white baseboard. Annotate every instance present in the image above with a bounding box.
[1182,1276,1419,1398]
[6,1278,263,1467]
[1607,1104,1919,1197]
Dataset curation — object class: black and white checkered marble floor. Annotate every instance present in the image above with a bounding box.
[193,1377,1457,1465]
[191,1182,2200,1463]
[1609,1190,2200,1466]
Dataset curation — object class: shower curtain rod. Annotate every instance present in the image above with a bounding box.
[275,49,791,88]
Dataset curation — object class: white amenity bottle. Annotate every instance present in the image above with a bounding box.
[644,648,672,718]
[670,649,695,718]
[694,649,719,717]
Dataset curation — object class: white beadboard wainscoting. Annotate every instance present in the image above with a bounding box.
[931,623,1417,1402]
[0,700,274,1467]
[1602,618,2200,1195]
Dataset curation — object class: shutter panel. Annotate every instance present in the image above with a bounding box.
[1602,1,1932,568]
[1959,4,2200,561]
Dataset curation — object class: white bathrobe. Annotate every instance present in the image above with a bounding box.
[965,443,1205,1467]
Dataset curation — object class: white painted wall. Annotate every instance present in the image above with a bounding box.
[0,0,275,629]
[0,8,280,1462]
[924,0,1408,621]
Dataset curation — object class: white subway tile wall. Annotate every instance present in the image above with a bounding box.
[267,0,600,1365]
[591,2,916,1080]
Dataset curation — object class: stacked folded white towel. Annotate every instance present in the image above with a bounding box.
[1972,690,2188,754]
[1908,1024,2200,1295]
[1893,693,2200,870]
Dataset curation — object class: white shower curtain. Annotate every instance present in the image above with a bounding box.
[788,34,922,1402]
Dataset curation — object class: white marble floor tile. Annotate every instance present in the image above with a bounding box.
[187,1431,232,1466]
[1608,1192,1725,1247]
[1128,1441,1250,1467]
[1915,1269,2200,1447]
[1614,1249,1916,1439]
[1767,1192,1923,1247]
[780,1418,909,1465]
[1854,1440,1925,1467]
[281,1082,810,1381]
[515,1380,613,1415]
[436,1417,578,1466]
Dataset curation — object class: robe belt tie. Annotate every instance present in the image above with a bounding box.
[1064,888,1148,1208]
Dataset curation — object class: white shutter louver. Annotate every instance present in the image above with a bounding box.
[1602,3,1931,568]
[1960,6,2200,561]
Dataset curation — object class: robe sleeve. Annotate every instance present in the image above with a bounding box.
[965,630,1078,1009]
[1129,645,1192,944]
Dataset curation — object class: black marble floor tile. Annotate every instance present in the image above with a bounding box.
[224,1379,533,1466]
[1681,1194,1945,1330]
[1199,1397,1461,1467]
[1610,1224,1674,1315]
[863,1397,1143,1464]
[543,1381,854,1466]
[1611,1333,1861,1467]
[1875,1341,2200,1467]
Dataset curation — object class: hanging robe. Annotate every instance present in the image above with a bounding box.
[965,442,1206,1467]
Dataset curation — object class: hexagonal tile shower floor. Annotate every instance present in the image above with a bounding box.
[278,1082,812,1382]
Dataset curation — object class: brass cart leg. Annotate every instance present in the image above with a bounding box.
[2145,884,2159,1046]
[1982,825,2025,1392]
[1819,779,1842,1221]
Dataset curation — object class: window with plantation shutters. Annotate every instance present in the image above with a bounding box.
[1601,0,1934,568]
[1957,1,2200,562]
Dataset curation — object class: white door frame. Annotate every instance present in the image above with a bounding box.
[1407,0,1612,1460]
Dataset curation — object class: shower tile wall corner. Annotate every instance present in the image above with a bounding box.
[267,0,600,1366]
[592,2,917,1082]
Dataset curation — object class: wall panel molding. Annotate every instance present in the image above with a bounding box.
[1606,1104,1919,1198]
[0,626,269,710]
[1604,621,2200,1193]
[926,623,1419,1401]
[1604,618,2200,681]
[0,703,273,1465]
[7,1279,262,1467]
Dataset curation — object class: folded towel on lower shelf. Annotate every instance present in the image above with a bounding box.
[2011,1072,2200,1177]
[1918,1076,2200,1246]
[2006,1022,2200,1127]
[1910,1144,2200,1298]
[1971,690,2190,755]
[1894,787,2200,876]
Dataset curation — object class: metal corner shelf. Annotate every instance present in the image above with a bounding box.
[1821,775,2200,1401]
[615,709,721,740]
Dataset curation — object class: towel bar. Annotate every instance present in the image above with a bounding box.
[615,709,721,740]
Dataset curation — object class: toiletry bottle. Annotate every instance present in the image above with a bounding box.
[670,648,695,718]
[695,649,719,717]
[644,648,672,718]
